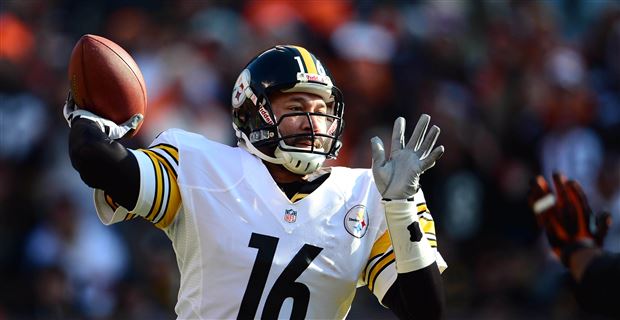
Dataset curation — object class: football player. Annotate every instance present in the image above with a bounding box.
[65,45,447,319]
[529,173,620,319]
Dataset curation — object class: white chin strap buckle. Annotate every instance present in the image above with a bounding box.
[275,147,325,175]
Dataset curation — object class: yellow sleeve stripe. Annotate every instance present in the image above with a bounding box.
[143,151,164,221]
[141,149,181,229]
[291,45,317,74]
[417,203,428,213]
[151,143,179,165]
[155,162,181,229]
[362,231,392,283]
[145,148,178,179]
[419,218,436,234]
[429,240,437,247]
[368,251,395,292]
[369,231,391,260]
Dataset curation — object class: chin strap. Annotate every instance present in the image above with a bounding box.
[274,146,325,175]
[236,132,286,165]
[234,123,328,175]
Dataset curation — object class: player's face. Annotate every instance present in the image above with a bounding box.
[270,92,334,150]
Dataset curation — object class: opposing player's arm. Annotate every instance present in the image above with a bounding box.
[575,252,620,318]
[69,117,139,209]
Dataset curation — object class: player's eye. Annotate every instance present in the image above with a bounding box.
[314,105,327,115]
[287,105,303,112]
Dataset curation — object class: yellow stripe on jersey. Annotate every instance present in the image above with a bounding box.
[154,160,181,229]
[151,143,179,166]
[368,231,391,262]
[144,148,178,179]
[417,202,438,248]
[291,46,317,74]
[419,216,436,235]
[142,150,164,221]
[417,203,427,213]
[368,251,395,292]
[290,193,308,203]
[140,149,181,229]
[362,231,392,285]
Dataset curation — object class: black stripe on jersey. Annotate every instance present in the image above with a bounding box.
[368,250,394,291]
[147,161,165,222]
[371,256,396,294]
[144,153,159,220]
[151,143,179,165]
[150,149,178,178]
[363,253,384,283]
[154,162,172,225]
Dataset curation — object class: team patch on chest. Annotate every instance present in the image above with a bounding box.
[344,205,369,238]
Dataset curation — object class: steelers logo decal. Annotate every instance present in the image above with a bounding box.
[344,205,369,238]
[232,69,251,108]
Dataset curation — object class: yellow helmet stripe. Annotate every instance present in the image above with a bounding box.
[291,45,317,74]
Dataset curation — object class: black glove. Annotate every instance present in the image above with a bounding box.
[528,172,611,266]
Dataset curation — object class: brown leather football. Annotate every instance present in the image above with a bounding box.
[68,34,147,134]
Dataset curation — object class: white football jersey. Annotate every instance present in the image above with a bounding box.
[94,129,447,319]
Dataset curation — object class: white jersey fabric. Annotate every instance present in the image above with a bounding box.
[93,128,447,319]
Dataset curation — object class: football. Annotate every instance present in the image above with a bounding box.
[68,34,147,135]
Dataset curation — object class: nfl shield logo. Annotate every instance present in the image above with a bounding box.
[284,209,297,223]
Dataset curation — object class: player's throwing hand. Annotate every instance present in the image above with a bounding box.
[63,92,143,140]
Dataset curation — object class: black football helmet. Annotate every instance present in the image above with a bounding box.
[231,45,345,174]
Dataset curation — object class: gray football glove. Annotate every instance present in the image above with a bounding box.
[371,115,444,200]
[63,92,143,140]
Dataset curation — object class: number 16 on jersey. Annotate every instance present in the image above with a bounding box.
[237,233,323,319]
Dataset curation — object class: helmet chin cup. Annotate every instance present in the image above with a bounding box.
[274,146,326,175]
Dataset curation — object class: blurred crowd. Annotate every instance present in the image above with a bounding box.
[1,1,619,319]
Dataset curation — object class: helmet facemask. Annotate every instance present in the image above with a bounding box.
[231,45,345,175]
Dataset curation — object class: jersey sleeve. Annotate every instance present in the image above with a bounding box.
[358,188,448,303]
[94,130,182,229]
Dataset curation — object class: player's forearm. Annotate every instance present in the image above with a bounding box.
[382,263,445,319]
[568,247,602,282]
[574,252,620,318]
[381,200,445,319]
[69,118,139,209]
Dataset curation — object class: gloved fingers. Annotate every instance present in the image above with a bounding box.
[370,136,387,168]
[551,172,569,209]
[121,113,144,130]
[390,117,406,155]
[565,180,591,215]
[545,210,570,242]
[418,125,440,159]
[63,91,78,126]
[419,145,444,172]
[528,175,554,217]
[565,180,593,237]
[406,114,430,151]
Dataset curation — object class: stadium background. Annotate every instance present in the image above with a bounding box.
[1,0,619,319]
